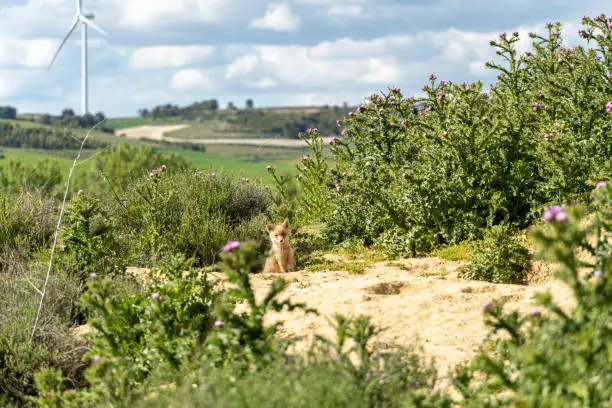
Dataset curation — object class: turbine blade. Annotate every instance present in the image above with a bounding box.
[78,14,107,36]
[75,0,80,14]
[47,18,79,70]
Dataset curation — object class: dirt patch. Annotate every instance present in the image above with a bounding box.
[118,125,191,141]
[243,258,575,382]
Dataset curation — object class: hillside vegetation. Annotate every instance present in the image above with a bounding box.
[0,14,611,408]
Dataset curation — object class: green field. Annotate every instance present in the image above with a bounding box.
[165,121,255,139]
[0,118,46,129]
[158,148,298,183]
[0,146,299,186]
[104,117,186,131]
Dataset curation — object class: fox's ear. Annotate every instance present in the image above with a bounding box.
[266,224,275,232]
[282,218,289,227]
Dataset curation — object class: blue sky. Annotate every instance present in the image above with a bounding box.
[0,0,608,117]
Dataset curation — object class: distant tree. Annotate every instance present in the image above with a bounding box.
[209,99,219,112]
[61,108,75,118]
[39,114,52,125]
[79,113,96,128]
[138,108,150,118]
[227,102,236,110]
[246,99,254,110]
[0,106,17,119]
[94,111,106,124]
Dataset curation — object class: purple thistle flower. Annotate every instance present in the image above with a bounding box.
[328,137,338,145]
[529,308,541,317]
[301,155,308,162]
[357,105,365,113]
[161,164,167,172]
[151,292,161,301]
[222,240,240,252]
[394,87,401,93]
[544,105,550,111]
[401,119,407,126]
[481,116,488,121]
[348,111,353,118]
[336,119,341,126]
[77,188,84,195]
[306,128,312,134]
[537,89,543,97]
[592,270,603,279]
[533,103,541,111]
[542,205,567,222]
[214,320,224,328]
[150,168,159,177]
[335,184,341,192]
[544,134,551,141]
[429,74,437,81]
[482,300,493,312]
[88,272,99,280]
[595,181,606,189]
[606,101,612,112]
[401,172,407,179]
[91,355,101,364]
[437,93,445,101]
[442,131,448,137]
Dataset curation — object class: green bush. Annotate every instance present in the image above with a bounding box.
[0,252,85,403]
[71,143,191,197]
[0,190,57,273]
[297,16,612,254]
[465,224,530,284]
[109,169,272,267]
[454,183,612,406]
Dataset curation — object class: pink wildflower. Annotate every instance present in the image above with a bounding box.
[222,240,240,252]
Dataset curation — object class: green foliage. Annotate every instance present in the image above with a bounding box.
[58,192,127,281]
[72,143,191,197]
[0,251,85,403]
[110,169,271,267]
[454,183,612,407]
[465,225,530,284]
[0,190,57,273]
[0,121,108,150]
[298,16,612,254]
[0,157,65,197]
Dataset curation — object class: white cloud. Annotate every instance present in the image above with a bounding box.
[249,3,300,32]
[325,5,366,19]
[225,54,259,78]
[112,0,254,29]
[0,36,57,68]
[170,68,215,90]
[246,77,278,89]
[130,45,215,69]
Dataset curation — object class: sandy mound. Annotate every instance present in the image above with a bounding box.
[241,257,574,380]
[118,125,191,141]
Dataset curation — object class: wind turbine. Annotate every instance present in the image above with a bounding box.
[47,0,107,115]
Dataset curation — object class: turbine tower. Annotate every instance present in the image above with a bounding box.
[47,0,107,115]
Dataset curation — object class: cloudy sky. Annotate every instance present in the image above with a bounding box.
[0,0,608,117]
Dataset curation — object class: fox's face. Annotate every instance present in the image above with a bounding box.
[267,218,291,246]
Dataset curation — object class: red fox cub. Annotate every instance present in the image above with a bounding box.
[263,218,296,273]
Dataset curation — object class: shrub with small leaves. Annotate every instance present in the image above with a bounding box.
[465,224,530,284]
[454,183,612,406]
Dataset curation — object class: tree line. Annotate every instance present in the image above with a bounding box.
[0,122,109,150]
[137,98,354,138]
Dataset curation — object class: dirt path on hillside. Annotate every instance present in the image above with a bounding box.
[117,125,308,147]
[235,258,574,384]
[117,125,191,141]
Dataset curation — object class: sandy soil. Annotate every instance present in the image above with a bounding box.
[234,257,574,383]
[117,125,191,141]
[117,125,308,147]
[119,255,575,388]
